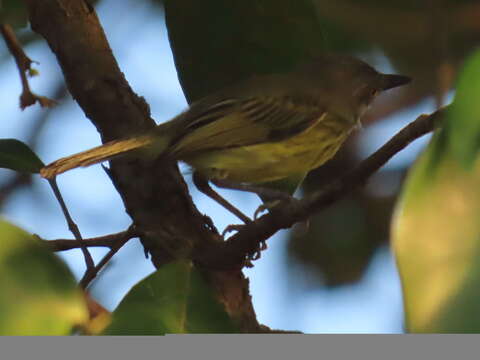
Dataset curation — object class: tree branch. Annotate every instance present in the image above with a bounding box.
[22,0,215,269]
[0,83,67,208]
[0,23,56,109]
[201,109,444,269]
[79,225,139,289]
[42,229,138,251]
[48,178,95,273]
[23,0,265,331]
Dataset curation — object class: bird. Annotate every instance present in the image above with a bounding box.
[40,54,410,220]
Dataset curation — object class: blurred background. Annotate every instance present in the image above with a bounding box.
[1,0,479,332]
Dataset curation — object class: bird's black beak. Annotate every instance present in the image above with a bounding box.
[381,74,411,91]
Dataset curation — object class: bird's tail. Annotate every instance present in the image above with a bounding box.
[40,135,157,179]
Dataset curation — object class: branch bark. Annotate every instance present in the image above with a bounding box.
[23,0,213,266]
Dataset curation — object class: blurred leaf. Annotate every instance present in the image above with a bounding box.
[0,219,88,335]
[313,0,480,118]
[0,138,44,173]
[287,143,404,287]
[289,193,395,287]
[82,293,111,335]
[0,0,28,28]
[443,51,480,168]
[103,260,237,334]
[392,49,480,333]
[165,0,325,102]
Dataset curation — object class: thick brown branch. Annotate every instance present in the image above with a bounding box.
[202,109,443,269]
[23,0,264,331]
[22,0,214,268]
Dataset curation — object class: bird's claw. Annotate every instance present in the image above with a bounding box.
[254,200,282,219]
[222,223,245,237]
[254,196,302,219]
[244,240,268,267]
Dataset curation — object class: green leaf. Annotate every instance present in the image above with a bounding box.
[0,0,28,29]
[0,138,44,173]
[392,49,480,333]
[103,261,238,335]
[443,50,480,168]
[0,219,88,335]
[165,0,325,102]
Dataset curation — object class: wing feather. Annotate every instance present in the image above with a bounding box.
[171,96,325,155]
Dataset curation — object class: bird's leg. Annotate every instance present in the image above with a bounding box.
[210,178,299,218]
[210,178,293,201]
[192,172,252,224]
[202,176,300,262]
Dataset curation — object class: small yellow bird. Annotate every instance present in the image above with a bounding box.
[41,54,409,215]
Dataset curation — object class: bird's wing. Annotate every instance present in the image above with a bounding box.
[171,96,325,155]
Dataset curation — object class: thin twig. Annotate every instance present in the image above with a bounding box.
[0,83,68,209]
[0,23,56,109]
[79,225,139,289]
[48,178,94,274]
[41,228,139,251]
[201,109,444,269]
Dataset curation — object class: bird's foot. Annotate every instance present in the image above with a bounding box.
[254,194,302,219]
[222,223,246,237]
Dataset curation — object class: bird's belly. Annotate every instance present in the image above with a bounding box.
[185,122,353,184]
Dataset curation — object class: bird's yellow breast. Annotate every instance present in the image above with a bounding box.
[183,116,355,184]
